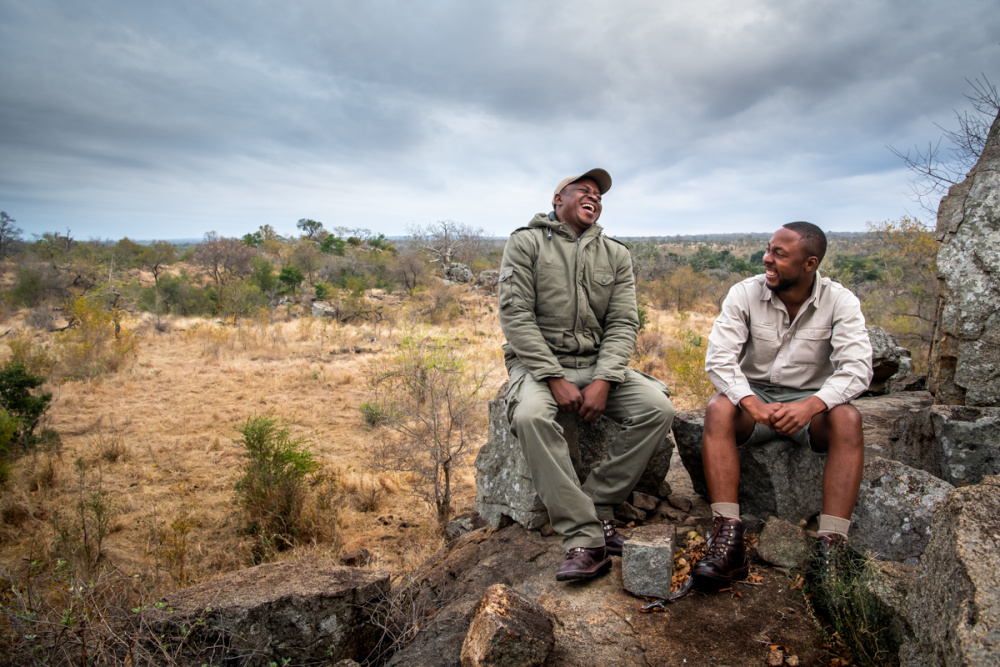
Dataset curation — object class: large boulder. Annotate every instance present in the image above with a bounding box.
[445,263,475,284]
[902,476,1000,666]
[476,270,500,291]
[850,457,953,563]
[475,388,673,530]
[146,562,390,666]
[866,326,914,396]
[929,109,1000,406]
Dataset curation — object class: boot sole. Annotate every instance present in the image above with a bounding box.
[556,557,613,582]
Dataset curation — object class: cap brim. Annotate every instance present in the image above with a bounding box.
[573,168,612,194]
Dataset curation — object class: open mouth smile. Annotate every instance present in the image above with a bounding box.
[582,203,596,212]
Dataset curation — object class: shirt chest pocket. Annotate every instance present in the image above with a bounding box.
[748,323,780,364]
[789,327,832,365]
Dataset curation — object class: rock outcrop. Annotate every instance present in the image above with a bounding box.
[889,404,1000,486]
[929,109,1000,406]
[902,476,1000,666]
[146,562,390,666]
[475,389,673,530]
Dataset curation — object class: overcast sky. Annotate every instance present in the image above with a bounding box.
[1,1,998,242]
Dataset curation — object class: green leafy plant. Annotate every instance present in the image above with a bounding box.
[233,413,318,554]
[805,545,900,666]
[0,361,52,449]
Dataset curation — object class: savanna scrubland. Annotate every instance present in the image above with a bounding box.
[0,214,937,663]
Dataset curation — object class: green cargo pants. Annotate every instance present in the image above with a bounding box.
[506,360,675,549]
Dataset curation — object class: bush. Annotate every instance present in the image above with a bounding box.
[56,297,139,378]
[0,361,52,448]
[233,413,319,554]
[806,546,900,666]
[359,401,389,427]
[6,267,49,307]
[662,326,717,405]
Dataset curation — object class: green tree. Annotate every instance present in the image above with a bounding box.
[278,265,304,295]
[296,218,324,240]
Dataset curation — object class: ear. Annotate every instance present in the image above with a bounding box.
[803,255,820,273]
[552,192,563,210]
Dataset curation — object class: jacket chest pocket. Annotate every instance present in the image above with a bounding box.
[588,270,615,320]
[789,327,832,365]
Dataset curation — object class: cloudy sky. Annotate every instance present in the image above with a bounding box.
[1,1,998,241]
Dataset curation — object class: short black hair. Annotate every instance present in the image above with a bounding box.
[782,221,827,264]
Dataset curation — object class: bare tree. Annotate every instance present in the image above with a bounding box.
[366,334,493,531]
[0,211,23,259]
[409,220,485,268]
[889,75,1000,217]
[193,232,257,288]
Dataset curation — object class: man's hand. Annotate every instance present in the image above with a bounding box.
[771,396,827,435]
[547,377,583,413]
[739,395,782,426]
[578,379,611,422]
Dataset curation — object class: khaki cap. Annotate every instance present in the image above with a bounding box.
[553,168,612,200]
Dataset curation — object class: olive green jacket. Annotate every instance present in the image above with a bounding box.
[498,212,639,384]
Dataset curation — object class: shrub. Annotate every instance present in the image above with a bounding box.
[806,546,899,666]
[56,297,139,378]
[663,327,716,405]
[6,267,49,307]
[359,401,389,427]
[0,361,52,448]
[6,332,56,377]
[233,413,319,554]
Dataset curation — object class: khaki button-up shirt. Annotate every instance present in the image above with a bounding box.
[705,273,873,409]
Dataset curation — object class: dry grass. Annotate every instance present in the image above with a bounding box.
[0,292,713,603]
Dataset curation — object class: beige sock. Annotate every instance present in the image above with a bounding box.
[710,502,740,520]
[817,514,851,538]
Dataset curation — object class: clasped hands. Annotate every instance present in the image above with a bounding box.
[547,377,610,423]
[739,394,827,435]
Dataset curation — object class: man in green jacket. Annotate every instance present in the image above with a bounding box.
[498,168,675,582]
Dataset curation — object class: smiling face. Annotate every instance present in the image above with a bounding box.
[553,178,603,237]
[763,227,818,293]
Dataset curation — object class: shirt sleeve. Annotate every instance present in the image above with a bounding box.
[812,290,874,409]
[705,283,755,405]
[497,231,564,381]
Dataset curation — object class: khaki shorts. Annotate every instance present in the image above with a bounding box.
[738,383,823,453]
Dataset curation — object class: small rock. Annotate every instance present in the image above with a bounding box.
[340,549,371,567]
[766,646,784,666]
[460,584,555,667]
[682,516,701,527]
[615,501,647,523]
[446,511,488,541]
[755,517,808,569]
[657,505,685,522]
[785,654,800,666]
[622,525,675,599]
[657,479,673,498]
[538,523,557,537]
[631,491,659,512]
[667,494,692,512]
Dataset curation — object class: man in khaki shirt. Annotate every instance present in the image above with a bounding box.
[692,222,873,590]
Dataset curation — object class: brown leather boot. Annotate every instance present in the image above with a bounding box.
[556,546,612,582]
[691,517,749,590]
[603,520,627,557]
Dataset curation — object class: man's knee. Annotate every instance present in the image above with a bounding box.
[820,404,864,453]
[704,394,738,430]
